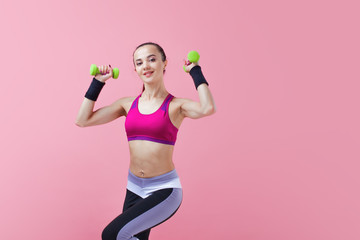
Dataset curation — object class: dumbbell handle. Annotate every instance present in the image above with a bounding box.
[90,64,119,79]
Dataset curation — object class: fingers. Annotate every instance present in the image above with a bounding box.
[99,65,104,74]
[184,59,191,66]
[108,64,113,75]
[98,65,112,75]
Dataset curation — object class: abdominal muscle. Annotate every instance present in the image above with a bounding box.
[128,140,175,178]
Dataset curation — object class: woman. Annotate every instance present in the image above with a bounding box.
[75,42,216,240]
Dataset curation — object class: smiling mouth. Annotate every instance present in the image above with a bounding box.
[144,71,154,77]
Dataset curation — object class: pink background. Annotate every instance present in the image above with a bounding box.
[1,0,359,239]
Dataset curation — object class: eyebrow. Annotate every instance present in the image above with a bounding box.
[135,54,156,62]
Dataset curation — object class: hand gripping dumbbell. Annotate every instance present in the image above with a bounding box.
[183,51,200,72]
[90,64,119,79]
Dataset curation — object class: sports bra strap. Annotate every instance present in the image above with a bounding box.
[160,94,173,112]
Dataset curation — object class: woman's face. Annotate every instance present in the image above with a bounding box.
[133,45,167,84]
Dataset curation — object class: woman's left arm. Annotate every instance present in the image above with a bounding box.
[180,64,216,119]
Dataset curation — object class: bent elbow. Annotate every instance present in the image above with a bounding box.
[75,120,87,128]
[203,105,216,116]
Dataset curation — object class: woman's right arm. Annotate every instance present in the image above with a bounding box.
[75,64,127,127]
[75,97,128,127]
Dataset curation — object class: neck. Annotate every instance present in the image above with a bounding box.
[141,81,168,100]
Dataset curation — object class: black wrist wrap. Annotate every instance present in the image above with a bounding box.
[85,78,105,101]
[189,66,209,90]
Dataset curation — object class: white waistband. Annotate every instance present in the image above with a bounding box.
[126,170,182,198]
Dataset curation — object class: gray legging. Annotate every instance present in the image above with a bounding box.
[101,170,183,240]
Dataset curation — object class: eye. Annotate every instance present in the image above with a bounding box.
[149,58,156,62]
[136,62,142,66]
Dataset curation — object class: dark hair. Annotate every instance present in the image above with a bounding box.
[134,42,167,62]
[133,42,167,92]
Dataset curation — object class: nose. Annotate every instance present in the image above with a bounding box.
[142,61,149,69]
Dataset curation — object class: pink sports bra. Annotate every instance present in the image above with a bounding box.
[125,93,179,145]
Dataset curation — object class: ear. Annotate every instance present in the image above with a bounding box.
[164,59,168,68]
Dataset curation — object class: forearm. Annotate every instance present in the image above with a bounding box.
[75,98,96,127]
[189,65,216,115]
[197,84,216,115]
[75,78,105,127]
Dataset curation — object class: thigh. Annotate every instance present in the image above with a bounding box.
[102,188,182,240]
[122,189,143,212]
[122,190,151,240]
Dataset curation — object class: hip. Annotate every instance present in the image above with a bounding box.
[126,169,182,199]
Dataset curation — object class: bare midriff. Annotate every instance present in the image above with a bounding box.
[128,140,175,178]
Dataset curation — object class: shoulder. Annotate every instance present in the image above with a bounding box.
[170,96,191,104]
[112,96,137,105]
[169,96,196,116]
[170,96,194,107]
[110,96,138,115]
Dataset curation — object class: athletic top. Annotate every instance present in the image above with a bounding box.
[125,93,178,145]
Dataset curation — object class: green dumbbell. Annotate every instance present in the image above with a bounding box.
[183,51,200,72]
[90,64,119,79]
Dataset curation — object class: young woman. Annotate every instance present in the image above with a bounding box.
[75,42,216,240]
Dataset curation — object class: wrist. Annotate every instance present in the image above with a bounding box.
[189,66,209,90]
[84,78,105,101]
[94,77,106,83]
